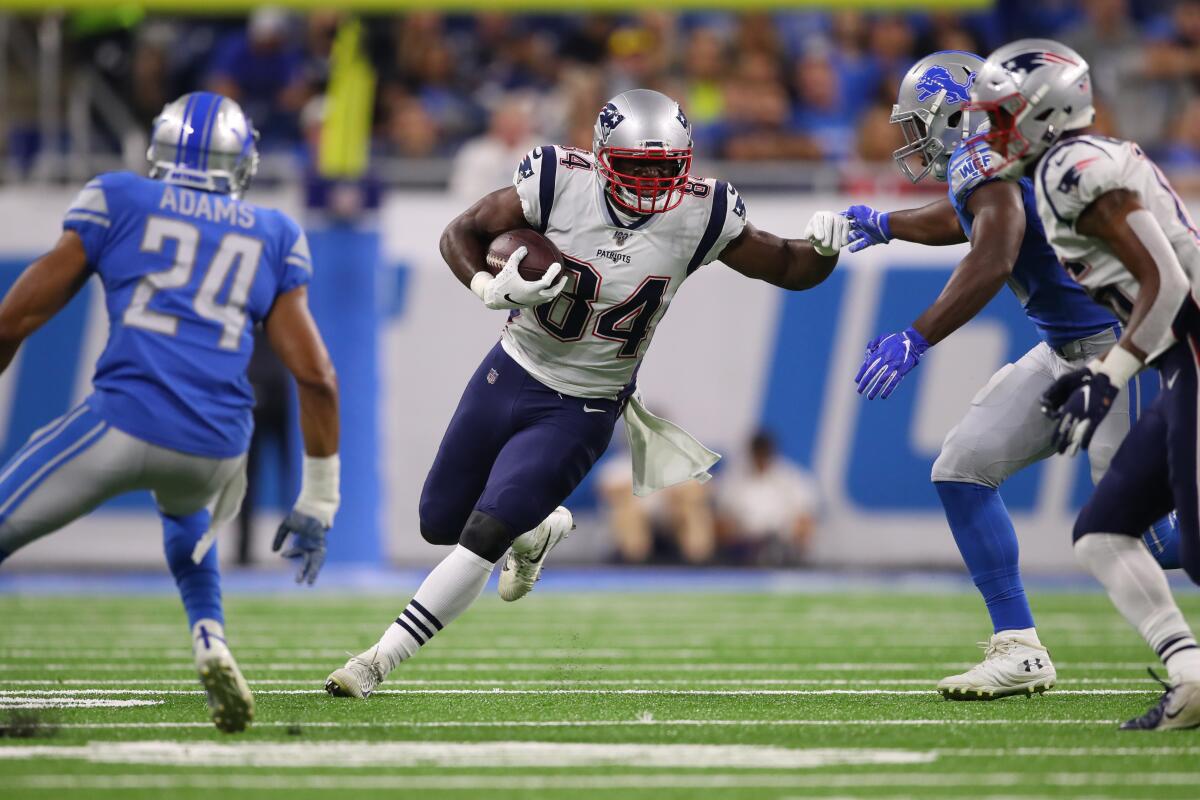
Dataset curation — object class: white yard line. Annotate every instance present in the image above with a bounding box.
[41,718,1124,729]
[0,687,1156,696]
[0,698,162,709]
[0,661,1169,672]
[0,677,1153,687]
[5,771,1199,791]
[0,740,937,769]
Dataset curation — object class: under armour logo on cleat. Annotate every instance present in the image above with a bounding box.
[1023,658,1044,672]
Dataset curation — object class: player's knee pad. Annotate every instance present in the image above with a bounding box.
[458,510,515,564]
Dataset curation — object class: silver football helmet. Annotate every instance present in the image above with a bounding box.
[592,89,693,214]
[891,50,984,183]
[966,38,1094,179]
[147,92,260,198]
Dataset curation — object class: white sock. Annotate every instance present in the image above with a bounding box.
[1075,533,1200,684]
[375,545,494,675]
[191,619,228,663]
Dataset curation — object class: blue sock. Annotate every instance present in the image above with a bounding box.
[935,481,1035,633]
[162,510,223,628]
[1143,512,1181,570]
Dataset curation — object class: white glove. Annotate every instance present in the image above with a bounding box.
[803,211,851,256]
[471,246,567,310]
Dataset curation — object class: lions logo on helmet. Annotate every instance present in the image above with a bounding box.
[915,65,975,105]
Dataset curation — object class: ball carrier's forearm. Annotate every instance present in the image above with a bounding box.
[440,187,531,289]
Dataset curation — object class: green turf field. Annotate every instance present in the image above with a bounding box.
[1,589,1198,799]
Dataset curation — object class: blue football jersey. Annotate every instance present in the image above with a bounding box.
[947,138,1116,348]
[62,172,312,458]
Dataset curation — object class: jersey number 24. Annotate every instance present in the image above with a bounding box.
[123,216,262,350]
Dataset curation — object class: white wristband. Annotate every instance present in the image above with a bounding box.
[470,271,493,302]
[1096,345,1143,385]
[295,454,340,528]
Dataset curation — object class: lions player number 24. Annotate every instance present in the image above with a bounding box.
[124,215,262,350]
[534,255,669,358]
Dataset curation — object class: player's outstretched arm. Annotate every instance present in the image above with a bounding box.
[439,187,531,289]
[718,222,840,291]
[0,231,91,376]
[843,198,967,253]
[910,181,1025,345]
[265,286,340,584]
[854,181,1024,400]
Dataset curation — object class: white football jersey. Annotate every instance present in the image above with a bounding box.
[502,145,747,399]
[1035,134,1200,356]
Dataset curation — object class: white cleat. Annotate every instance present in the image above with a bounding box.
[325,646,386,699]
[938,631,1057,700]
[1121,671,1200,731]
[192,619,254,733]
[498,506,574,602]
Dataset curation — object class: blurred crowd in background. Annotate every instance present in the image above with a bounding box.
[6,0,1200,192]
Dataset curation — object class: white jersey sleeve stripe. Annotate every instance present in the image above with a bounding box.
[686,179,728,275]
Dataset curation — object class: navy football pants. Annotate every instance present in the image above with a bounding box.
[419,342,619,541]
[1075,317,1200,584]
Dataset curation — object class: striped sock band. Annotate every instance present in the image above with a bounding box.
[1158,634,1200,664]
[394,599,444,648]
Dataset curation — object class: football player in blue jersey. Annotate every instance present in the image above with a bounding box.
[814,50,1180,700]
[0,92,340,732]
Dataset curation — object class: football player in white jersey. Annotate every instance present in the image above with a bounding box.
[324,89,849,698]
[969,39,1200,729]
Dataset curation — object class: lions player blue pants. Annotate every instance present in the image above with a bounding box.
[419,342,618,548]
[0,401,245,626]
[1075,305,1200,584]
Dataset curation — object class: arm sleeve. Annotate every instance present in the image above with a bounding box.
[512,145,559,233]
[277,214,314,296]
[62,177,113,266]
[700,181,749,267]
[1037,140,1124,226]
[947,140,997,209]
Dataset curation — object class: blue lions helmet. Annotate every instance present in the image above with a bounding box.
[147,92,260,198]
[891,50,984,183]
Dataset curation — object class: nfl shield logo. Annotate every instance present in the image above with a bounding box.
[487,368,499,385]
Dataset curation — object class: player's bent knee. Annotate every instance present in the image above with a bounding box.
[458,510,515,564]
[930,447,1001,489]
[418,517,460,546]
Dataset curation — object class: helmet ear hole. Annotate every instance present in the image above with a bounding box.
[1034,108,1054,121]
[946,110,962,130]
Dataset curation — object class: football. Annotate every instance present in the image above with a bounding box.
[485,229,563,282]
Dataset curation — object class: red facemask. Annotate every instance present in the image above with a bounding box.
[964,93,1030,178]
[597,146,692,214]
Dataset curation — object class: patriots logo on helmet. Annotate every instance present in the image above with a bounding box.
[598,103,626,137]
[1002,51,1078,80]
[676,105,690,131]
[914,65,975,105]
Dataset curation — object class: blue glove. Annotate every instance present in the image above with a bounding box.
[1041,369,1119,456]
[271,511,328,585]
[855,327,930,400]
[845,204,892,253]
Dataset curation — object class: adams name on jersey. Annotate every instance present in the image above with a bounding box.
[63,171,312,458]
[502,145,746,399]
[1034,135,1200,360]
